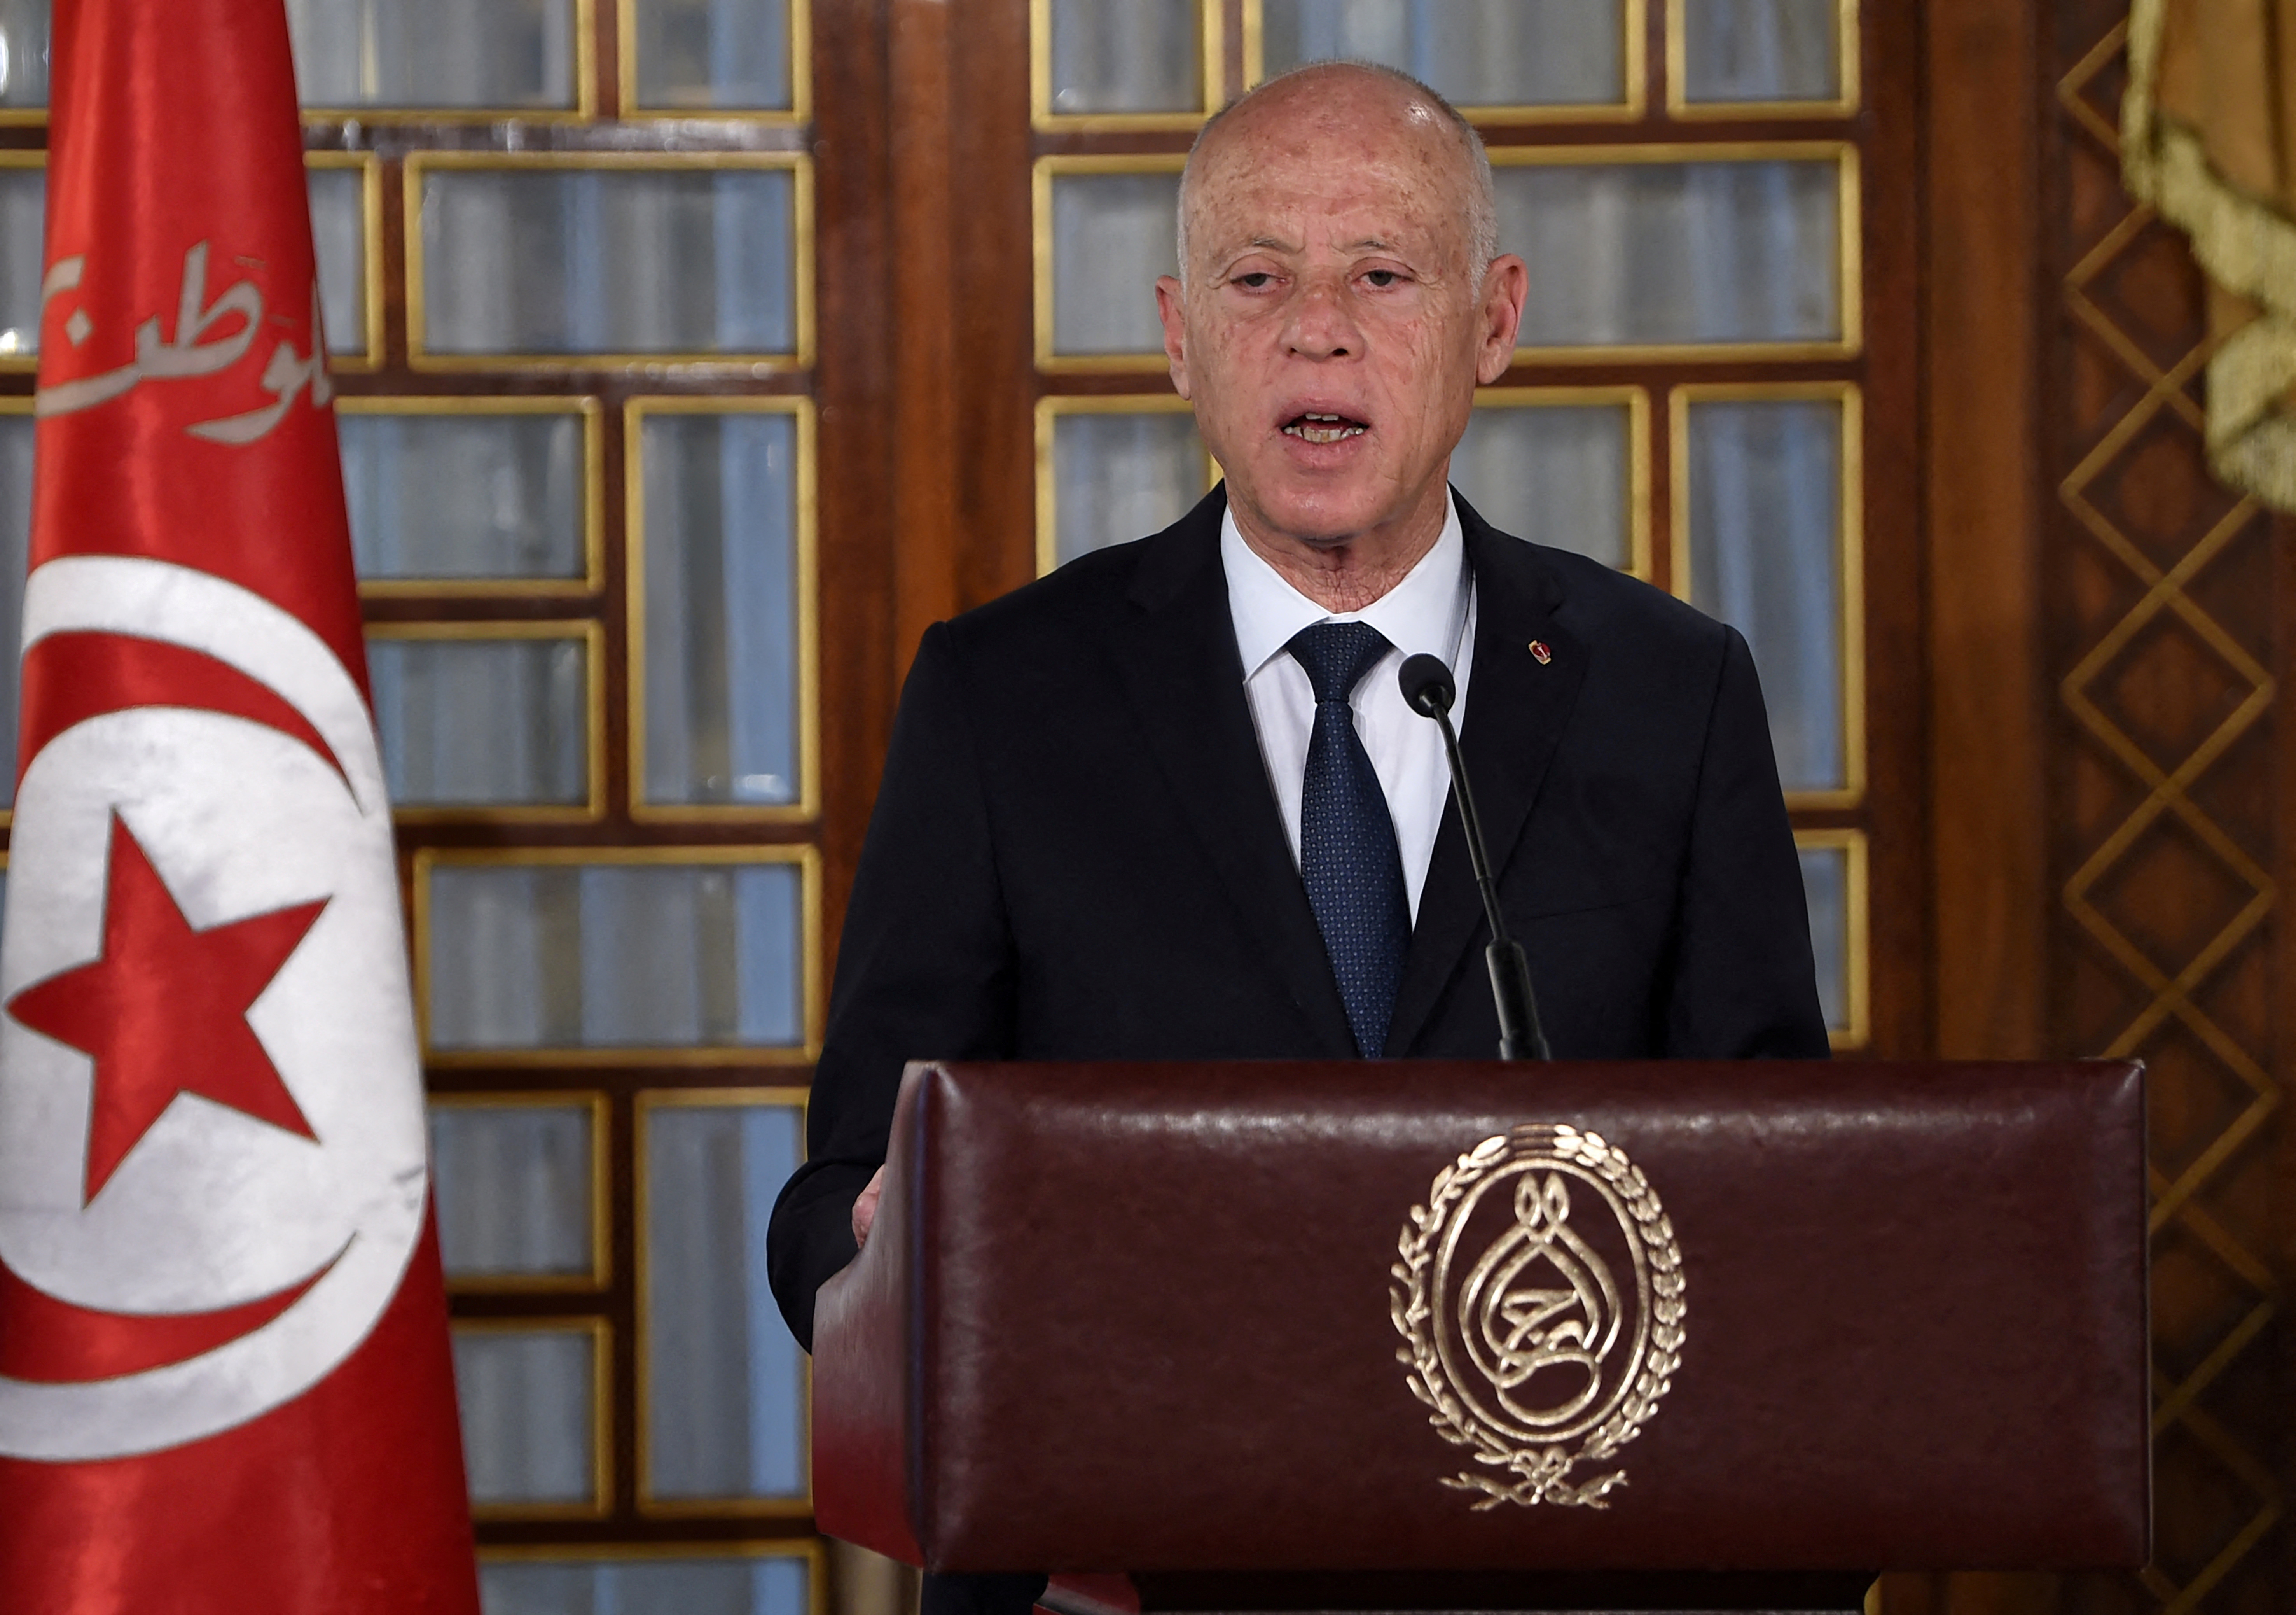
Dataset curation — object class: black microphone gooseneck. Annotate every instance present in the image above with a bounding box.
[1398,653,1550,1061]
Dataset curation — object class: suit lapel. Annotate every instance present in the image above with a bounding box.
[1111,492,1358,1058]
[1385,501,1589,1055]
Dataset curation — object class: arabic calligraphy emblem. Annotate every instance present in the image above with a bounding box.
[1389,1124,1684,1509]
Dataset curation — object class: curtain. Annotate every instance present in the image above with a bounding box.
[2123,0,2296,509]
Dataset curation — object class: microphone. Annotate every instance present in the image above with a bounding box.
[1398,653,1551,1061]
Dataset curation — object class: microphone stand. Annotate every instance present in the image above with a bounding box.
[1400,654,1550,1061]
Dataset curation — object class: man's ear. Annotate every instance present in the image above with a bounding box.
[1476,254,1529,385]
[1155,275,1192,399]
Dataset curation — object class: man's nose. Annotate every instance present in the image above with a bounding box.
[1283,276,1361,360]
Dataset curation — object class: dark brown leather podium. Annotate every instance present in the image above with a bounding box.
[812,1060,2149,1612]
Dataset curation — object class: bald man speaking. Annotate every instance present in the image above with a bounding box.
[770,62,1825,1606]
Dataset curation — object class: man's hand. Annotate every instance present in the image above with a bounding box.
[851,1165,886,1249]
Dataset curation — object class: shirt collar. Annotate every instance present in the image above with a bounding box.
[1221,491,1469,681]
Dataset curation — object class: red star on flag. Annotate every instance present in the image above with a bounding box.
[8,814,325,1203]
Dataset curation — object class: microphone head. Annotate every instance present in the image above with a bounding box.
[1398,653,1456,718]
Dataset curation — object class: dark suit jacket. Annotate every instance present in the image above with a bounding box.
[768,487,1826,1347]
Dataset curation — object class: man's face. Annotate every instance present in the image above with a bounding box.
[1156,83,1526,553]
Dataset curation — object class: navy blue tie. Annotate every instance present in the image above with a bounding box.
[1288,621,1411,1058]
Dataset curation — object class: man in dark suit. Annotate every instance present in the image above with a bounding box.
[771,60,1823,1608]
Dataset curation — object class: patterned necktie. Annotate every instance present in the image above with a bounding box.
[1287,621,1412,1058]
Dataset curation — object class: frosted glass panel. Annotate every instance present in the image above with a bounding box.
[639,412,800,807]
[1450,403,1629,568]
[0,415,28,810]
[1051,411,1207,565]
[1262,0,1624,107]
[342,410,586,582]
[1684,397,1844,793]
[1683,0,1842,104]
[308,168,368,358]
[370,636,587,807]
[481,1555,809,1615]
[286,0,576,109]
[0,1,51,108]
[1798,843,1850,1033]
[1500,159,1841,348]
[1050,0,1201,114]
[631,0,793,110]
[431,1102,594,1279]
[1050,169,1179,355]
[453,1328,596,1506]
[419,167,798,357]
[426,861,804,1051]
[644,1102,806,1501]
[0,168,40,358]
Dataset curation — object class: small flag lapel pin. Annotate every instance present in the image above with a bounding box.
[1529,640,1553,665]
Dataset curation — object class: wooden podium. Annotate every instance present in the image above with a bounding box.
[811,1060,2149,1612]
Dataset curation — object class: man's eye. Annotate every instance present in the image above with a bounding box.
[1364,269,1401,288]
[1234,272,1274,289]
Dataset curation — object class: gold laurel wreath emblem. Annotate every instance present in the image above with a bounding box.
[1389,1124,1686,1510]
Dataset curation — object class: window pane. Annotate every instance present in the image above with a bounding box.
[1683,0,1843,104]
[1262,0,1623,107]
[1050,168,1179,356]
[0,167,41,358]
[643,1101,806,1501]
[481,1555,809,1615]
[1798,842,1850,1033]
[430,1102,595,1279]
[1500,159,1842,348]
[1451,403,1630,569]
[1683,396,1845,793]
[638,411,801,808]
[308,167,368,359]
[419,166,798,357]
[0,413,28,809]
[630,0,793,111]
[1051,410,1206,566]
[341,409,587,583]
[0,0,51,109]
[285,0,576,109]
[1050,0,1200,115]
[370,635,587,808]
[425,861,804,1052]
[453,1328,597,1506]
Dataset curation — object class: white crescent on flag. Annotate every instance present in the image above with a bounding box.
[0,556,427,1461]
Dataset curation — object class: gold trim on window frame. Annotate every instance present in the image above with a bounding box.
[411,845,823,1068]
[1033,392,1213,577]
[338,395,606,599]
[1032,154,1185,377]
[402,151,816,373]
[475,1534,827,1613]
[1467,384,1653,579]
[1667,380,1866,811]
[430,1089,613,1293]
[1031,0,1225,132]
[1792,826,1870,1051]
[631,1084,814,1518]
[451,1314,615,1520]
[364,619,608,824]
[1241,0,1649,123]
[1493,142,1863,366]
[304,151,386,374]
[624,395,820,825]
[618,0,812,123]
[1665,0,1860,121]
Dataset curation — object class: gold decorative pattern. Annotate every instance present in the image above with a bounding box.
[2056,18,2285,1615]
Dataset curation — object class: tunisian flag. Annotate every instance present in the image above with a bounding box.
[0,2,480,1609]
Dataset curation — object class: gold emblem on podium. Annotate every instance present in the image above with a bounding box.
[1390,1124,1685,1509]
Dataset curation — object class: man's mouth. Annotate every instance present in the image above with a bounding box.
[1283,411,1368,445]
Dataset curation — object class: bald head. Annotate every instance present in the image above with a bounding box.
[1177,62,1499,287]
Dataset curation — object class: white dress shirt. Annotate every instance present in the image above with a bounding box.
[1223,496,1477,921]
